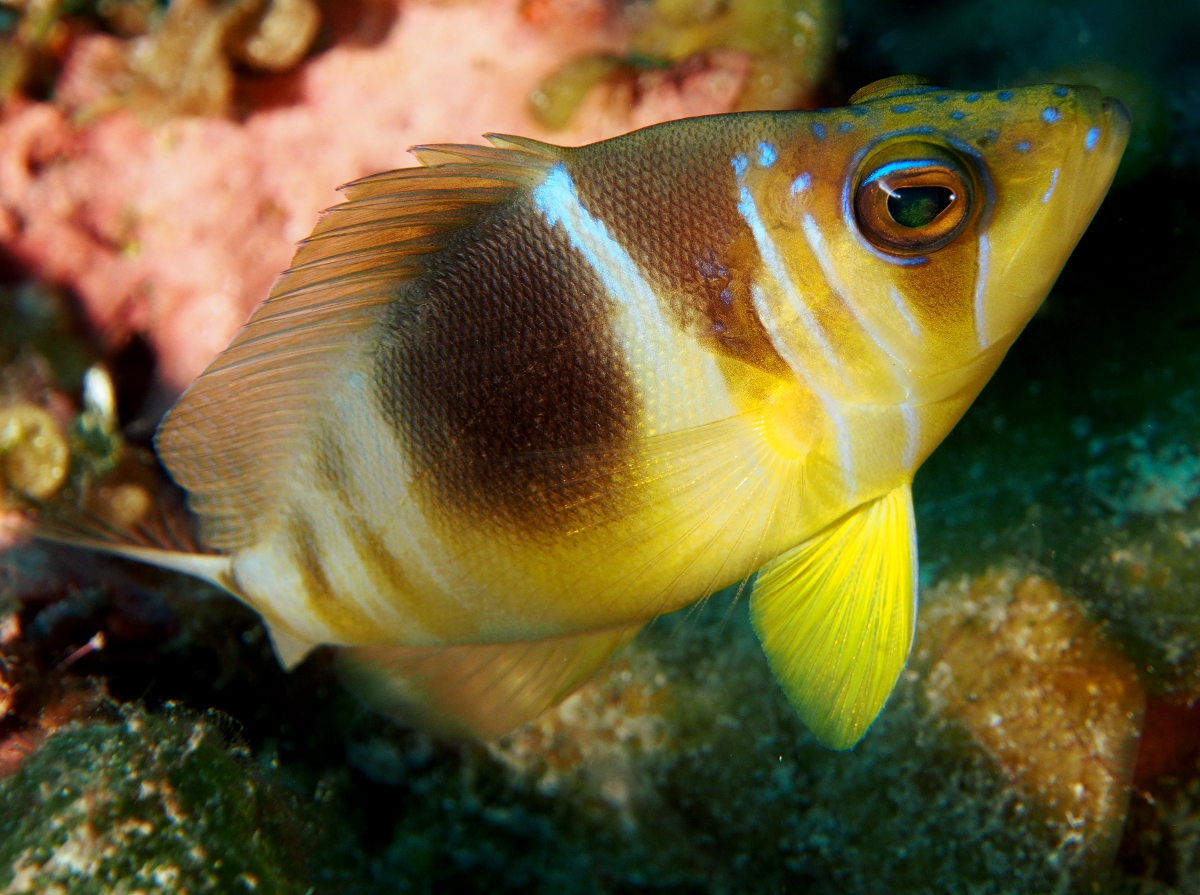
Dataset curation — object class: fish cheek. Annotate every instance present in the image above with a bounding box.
[887,236,980,345]
[677,231,793,383]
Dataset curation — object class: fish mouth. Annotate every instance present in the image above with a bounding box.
[1059,89,1131,240]
[1101,95,1133,145]
[1102,96,1132,127]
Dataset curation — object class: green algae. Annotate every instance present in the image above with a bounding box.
[0,283,95,396]
[529,0,837,130]
[0,704,367,895]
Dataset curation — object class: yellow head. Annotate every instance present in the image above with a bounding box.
[747,78,1129,411]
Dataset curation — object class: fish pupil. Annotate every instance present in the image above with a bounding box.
[887,186,954,228]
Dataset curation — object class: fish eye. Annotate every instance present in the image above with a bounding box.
[854,141,975,255]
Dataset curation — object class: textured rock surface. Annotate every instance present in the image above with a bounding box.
[0,705,367,894]
[917,572,1145,877]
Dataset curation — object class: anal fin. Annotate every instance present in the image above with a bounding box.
[336,624,642,741]
[265,622,316,670]
[750,483,917,751]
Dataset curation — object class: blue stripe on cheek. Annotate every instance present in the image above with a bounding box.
[758,142,777,168]
[1085,127,1101,150]
[732,154,749,178]
[1042,168,1059,203]
[791,173,811,194]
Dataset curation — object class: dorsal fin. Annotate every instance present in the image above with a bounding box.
[155,138,560,551]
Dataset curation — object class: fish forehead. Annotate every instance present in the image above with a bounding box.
[575,82,1113,216]
[777,85,1104,186]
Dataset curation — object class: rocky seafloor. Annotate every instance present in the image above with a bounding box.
[2,0,1200,892]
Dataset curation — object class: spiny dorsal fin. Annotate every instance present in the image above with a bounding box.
[750,483,918,750]
[335,623,641,741]
[155,139,561,551]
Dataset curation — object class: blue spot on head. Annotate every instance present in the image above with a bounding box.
[849,106,869,117]
[1015,140,1031,152]
[1042,106,1061,123]
[757,142,777,168]
[791,172,811,194]
[1053,86,1070,98]
[966,93,981,103]
[892,104,915,113]
[1085,127,1101,150]
[935,94,949,103]
[998,90,1013,101]
[950,110,966,120]
[811,122,827,140]
[732,154,749,179]
[836,121,852,134]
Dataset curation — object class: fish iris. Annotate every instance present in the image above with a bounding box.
[887,186,954,228]
[854,141,975,255]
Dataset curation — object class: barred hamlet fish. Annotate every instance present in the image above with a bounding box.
[39,76,1128,750]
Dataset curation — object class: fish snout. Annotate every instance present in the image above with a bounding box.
[1101,95,1133,144]
[1072,86,1132,153]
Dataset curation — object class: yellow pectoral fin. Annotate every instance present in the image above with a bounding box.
[750,484,918,751]
[335,623,642,741]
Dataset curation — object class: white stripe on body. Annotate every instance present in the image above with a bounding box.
[901,402,919,469]
[531,165,734,435]
[888,287,923,341]
[799,213,922,475]
[733,155,857,497]
[972,234,991,349]
[800,214,913,380]
[231,351,478,648]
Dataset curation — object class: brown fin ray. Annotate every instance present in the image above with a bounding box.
[335,622,640,741]
[483,133,562,156]
[156,140,561,551]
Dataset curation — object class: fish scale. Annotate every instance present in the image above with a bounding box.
[35,77,1129,750]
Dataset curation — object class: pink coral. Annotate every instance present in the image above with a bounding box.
[0,0,748,394]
